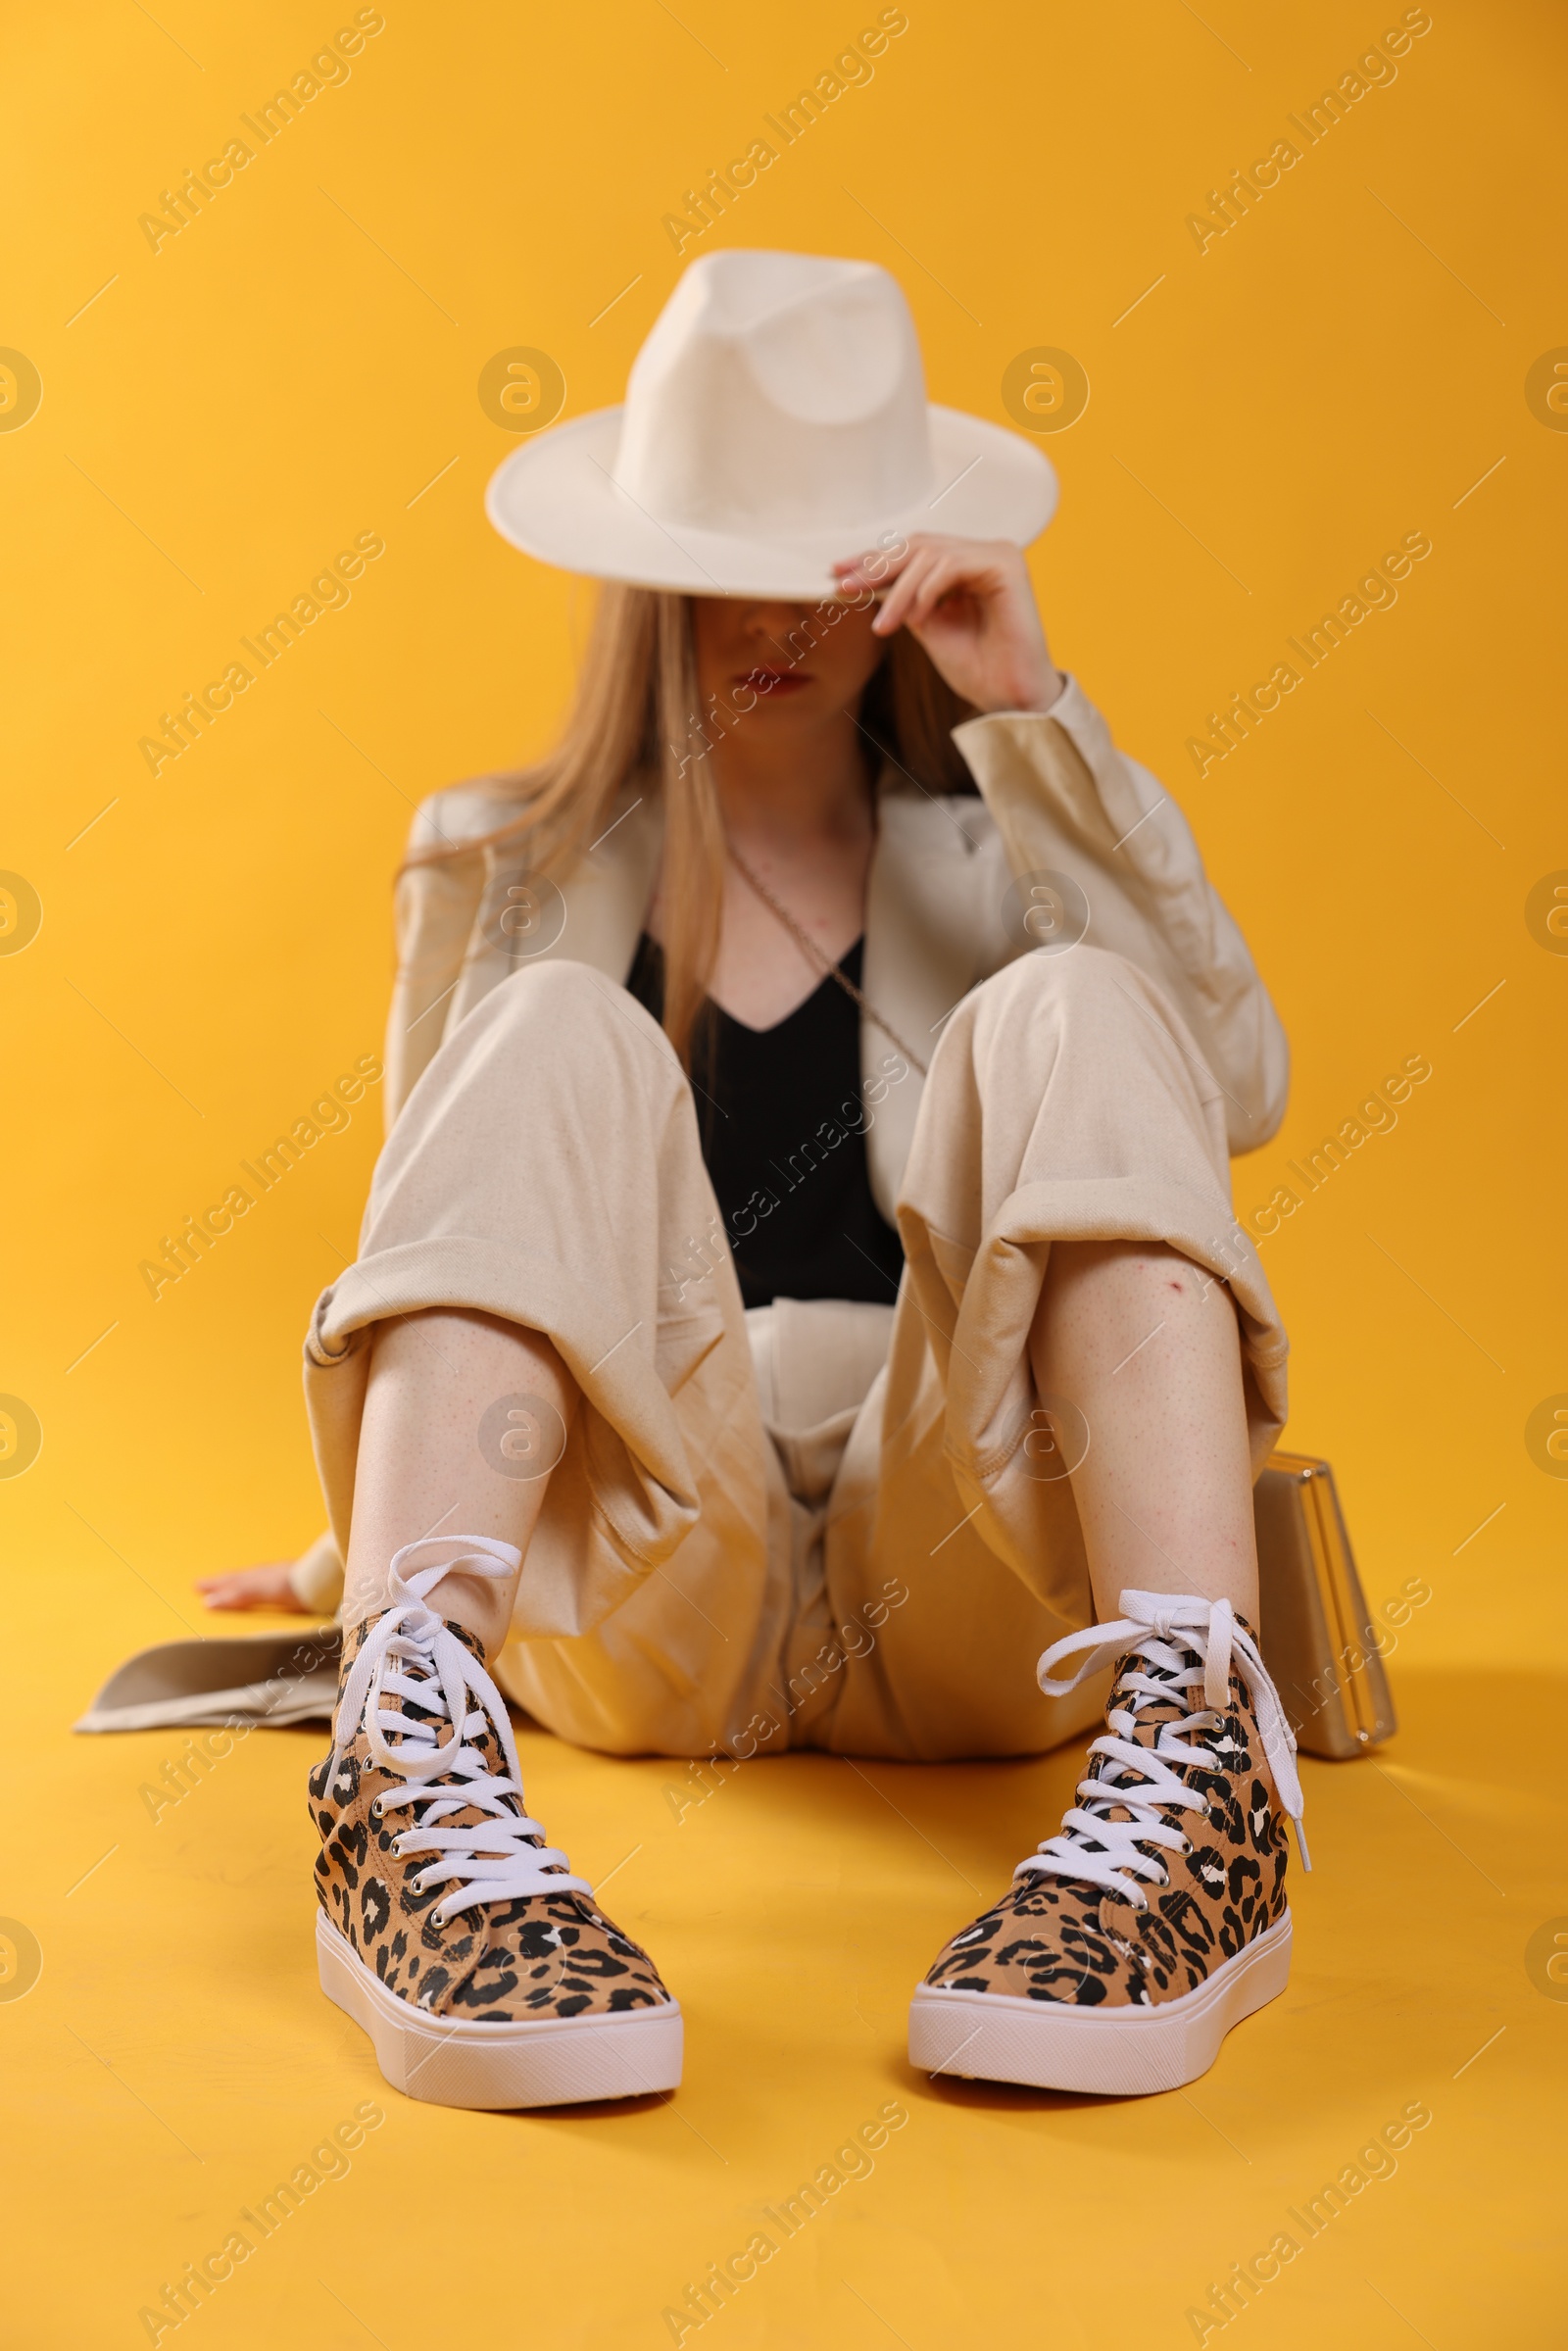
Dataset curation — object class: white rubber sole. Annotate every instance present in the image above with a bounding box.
[907,1911,1292,2095]
[317,1914,684,2109]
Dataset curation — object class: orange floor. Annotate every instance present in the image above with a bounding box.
[8,1,1567,2341]
[10,1586,1560,2349]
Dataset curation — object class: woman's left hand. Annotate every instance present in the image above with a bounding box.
[833,533,1063,715]
[195,1563,310,1613]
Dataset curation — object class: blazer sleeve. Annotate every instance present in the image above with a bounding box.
[382,789,497,1134]
[953,679,1289,1152]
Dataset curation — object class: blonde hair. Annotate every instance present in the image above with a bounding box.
[406,582,976,1063]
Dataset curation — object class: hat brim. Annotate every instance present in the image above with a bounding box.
[485,404,1057,599]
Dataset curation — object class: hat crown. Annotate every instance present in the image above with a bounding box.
[612,249,933,539]
[485,244,1058,598]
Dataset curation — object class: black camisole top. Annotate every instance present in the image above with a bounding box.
[625,933,906,1310]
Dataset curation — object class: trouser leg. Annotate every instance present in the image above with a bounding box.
[816,945,1288,1760]
[302,959,788,1755]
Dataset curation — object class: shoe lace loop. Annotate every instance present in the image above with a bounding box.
[331,1536,592,1928]
[1018,1589,1309,1910]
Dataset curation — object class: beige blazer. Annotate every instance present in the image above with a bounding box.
[384,676,1289,1220]
[287,677,1290,1616]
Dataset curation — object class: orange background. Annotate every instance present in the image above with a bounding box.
[4,2,1564,2344]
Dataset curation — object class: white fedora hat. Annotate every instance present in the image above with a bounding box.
[485,248,1057,599]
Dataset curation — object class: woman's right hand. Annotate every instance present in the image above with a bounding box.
[195,1563,311,1613]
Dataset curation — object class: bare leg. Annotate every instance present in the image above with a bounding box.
[914,1239,1297,2095]
[1029,1240,1258,1621]
[313,1307,681,2110]
[342,1307,577,1657]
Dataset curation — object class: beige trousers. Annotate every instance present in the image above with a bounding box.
[303,950,1288,1763]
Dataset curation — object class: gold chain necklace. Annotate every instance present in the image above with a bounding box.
[724,840,930,1078]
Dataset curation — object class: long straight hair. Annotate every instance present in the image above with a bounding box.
[404,583,977,1063]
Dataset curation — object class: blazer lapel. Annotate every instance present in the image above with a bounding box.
[454,773,996,1227]
[861,785,991,1225]
[551,782,663,982]
[461,780,662,1012]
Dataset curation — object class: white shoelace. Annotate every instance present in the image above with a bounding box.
[332,1535,592,1930]
[1018,1589,1309,1911]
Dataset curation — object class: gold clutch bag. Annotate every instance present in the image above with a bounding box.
[1253,1451,1396,1760]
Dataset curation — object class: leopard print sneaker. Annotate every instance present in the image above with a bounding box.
[907,1591,1306,2095]
[310,1534,681,2109]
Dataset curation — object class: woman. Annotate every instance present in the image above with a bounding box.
[206,249,1302,2112]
